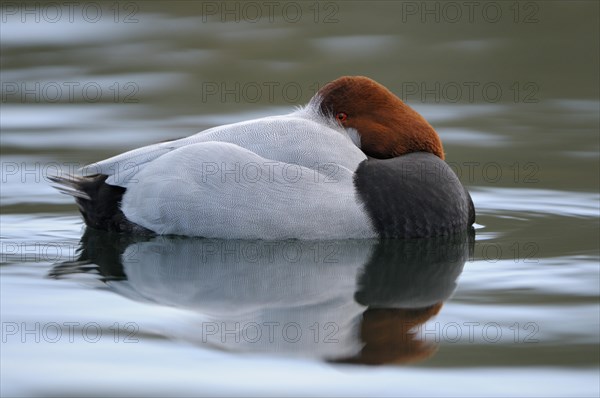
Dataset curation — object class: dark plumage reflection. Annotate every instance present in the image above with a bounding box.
[50,228,474,365]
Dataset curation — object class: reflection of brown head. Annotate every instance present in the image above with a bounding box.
[337,232,474,365]
[334,302,443,365]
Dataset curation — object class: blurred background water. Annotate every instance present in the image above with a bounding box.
[1,1,599,397]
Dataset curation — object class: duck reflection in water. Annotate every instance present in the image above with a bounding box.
[50,229,474,365]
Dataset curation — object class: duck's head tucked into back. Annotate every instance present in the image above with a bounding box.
[51,75,474,239]
[310,76,444,160]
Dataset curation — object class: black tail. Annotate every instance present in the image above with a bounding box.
[49,174,151,234]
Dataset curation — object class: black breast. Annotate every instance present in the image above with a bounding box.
[354,152,475,238]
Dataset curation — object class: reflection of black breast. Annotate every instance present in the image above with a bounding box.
[355,230,474,308]
[354,152,475,238]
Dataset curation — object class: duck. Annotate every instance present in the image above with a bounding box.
[51,76,475,239]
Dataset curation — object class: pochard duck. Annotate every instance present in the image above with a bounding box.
[52,76,475,239]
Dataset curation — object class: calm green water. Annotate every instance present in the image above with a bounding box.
[1,1,599,396]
